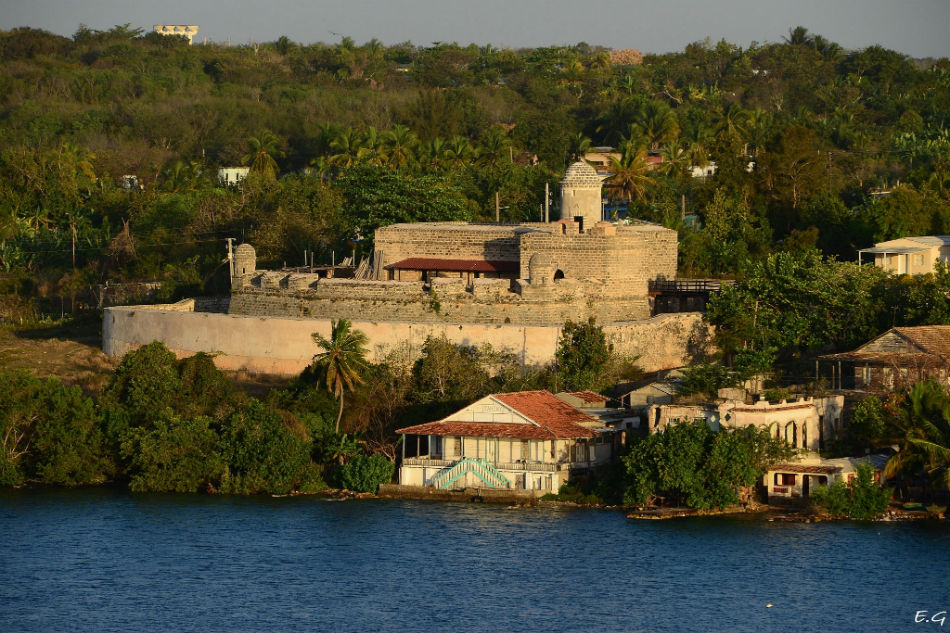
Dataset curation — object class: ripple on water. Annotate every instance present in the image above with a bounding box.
[0,488,947,632]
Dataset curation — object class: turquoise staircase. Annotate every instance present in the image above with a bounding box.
[430,458,512,489]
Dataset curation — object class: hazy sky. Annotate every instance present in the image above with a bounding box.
[2,0,948,58]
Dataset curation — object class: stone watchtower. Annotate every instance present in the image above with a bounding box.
[560,161,604,233]
[232,243,256,280]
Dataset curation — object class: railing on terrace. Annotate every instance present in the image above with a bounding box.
[402,457,563,472]
[648,279,734,293]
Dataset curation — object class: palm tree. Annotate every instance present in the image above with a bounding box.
[883,380,950,493]
[383,125,418,169]
[360,126,385,166]
[567,133,593,162]
[328,127,364,168]
[606,147,656,204]
[476,127,511,170]
[744,108,773,159]
[242,130,283,181]
[444,136,474,169]
[629,100,680,151]
[311,319,369,433]
[418,138,448,170]
[783,26,813,47]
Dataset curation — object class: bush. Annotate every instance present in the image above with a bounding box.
[120,413,225,493]
[810,462,891,519]
[218,400,317,494]
[337,453,394,493]
[541,482,603,504]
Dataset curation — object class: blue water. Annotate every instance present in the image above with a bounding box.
[0,487,947,633]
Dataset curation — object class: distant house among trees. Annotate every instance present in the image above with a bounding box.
[858,235,950,275]
[153,24,199,45]
[217,166,250,186]
[818,325,950,391]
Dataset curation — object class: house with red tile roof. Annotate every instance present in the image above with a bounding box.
[818,325,950,391]
[395,391,621,494]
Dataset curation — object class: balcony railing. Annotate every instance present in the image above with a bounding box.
[648,279,733,293]
[402,457,565,472]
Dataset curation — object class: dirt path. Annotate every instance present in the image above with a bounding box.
[0,315,293,397]
[0,318,118,393]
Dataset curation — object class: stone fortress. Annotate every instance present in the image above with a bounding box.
[228,161,677,326]
[104,162,709,374]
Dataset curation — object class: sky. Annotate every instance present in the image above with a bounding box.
[1,0,948,59]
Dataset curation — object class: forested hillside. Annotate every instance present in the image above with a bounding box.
[0,24,947,320]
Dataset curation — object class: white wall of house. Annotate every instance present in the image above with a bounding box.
[217,166,250,185]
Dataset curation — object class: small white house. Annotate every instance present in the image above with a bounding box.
[217,166,250,186]
[765,454,889,503]
[858,235,950,275]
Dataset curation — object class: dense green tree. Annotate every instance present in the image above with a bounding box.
[103,341,182,426]
[410,335,490,407]
[623,422,794,508]
[0,369,113,486]
[218,400,316,494]
[554,318,612,392]
[334,166,472,244]
[120,411,225,493]
[706,250,886,372]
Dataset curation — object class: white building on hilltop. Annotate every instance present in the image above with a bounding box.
[153,25,200,45]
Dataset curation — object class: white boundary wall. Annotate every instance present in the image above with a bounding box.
[103,300,708,375]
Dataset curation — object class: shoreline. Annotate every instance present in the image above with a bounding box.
[5,481,946,522]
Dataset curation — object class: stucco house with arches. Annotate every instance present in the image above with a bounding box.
[646,394,845,453]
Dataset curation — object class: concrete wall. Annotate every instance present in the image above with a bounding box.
[103,301,710,376]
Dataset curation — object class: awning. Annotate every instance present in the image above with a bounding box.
[387,257,519,273]
[857,246,928,255]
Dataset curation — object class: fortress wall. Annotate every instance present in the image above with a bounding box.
[103,303,709,376]
[374,225,523,269]
[227,280,652,324]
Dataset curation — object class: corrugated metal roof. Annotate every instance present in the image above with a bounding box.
[908,236,950,246]
[858,246,929,254]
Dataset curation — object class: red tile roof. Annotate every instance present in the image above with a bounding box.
[387,257,519,273]
[396,391,599,440]
[565,390,607,404]
[769,464,841,475]
[897,326,950,359]
[820,325,950,364]
[394,421,561,440]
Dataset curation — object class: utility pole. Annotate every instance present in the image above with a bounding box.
[544,182,550,222]
[226,238,235,277]
[495,192,500,223]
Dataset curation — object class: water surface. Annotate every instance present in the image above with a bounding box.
[1,487,947,632]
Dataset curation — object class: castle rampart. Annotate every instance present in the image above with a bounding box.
[103,301,709,375]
